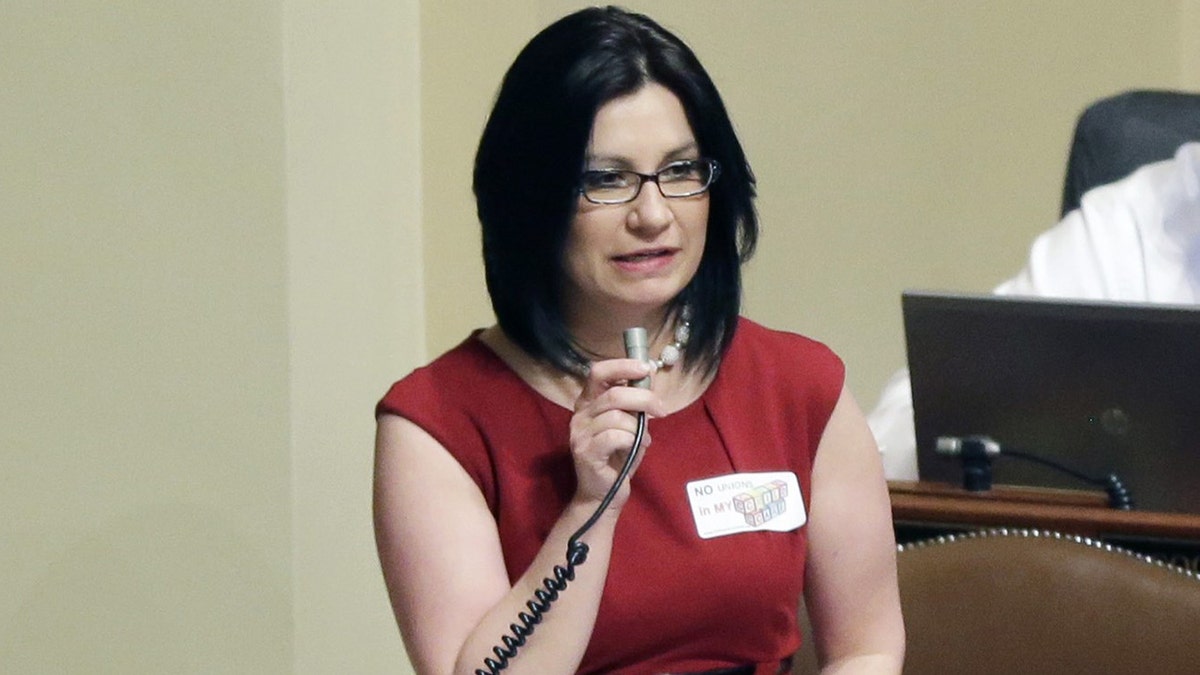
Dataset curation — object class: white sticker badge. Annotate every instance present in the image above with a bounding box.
[685,471,806,540]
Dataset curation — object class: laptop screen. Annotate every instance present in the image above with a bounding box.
[903,290,1200,514]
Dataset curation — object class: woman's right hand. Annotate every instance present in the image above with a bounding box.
[568,358,664,512]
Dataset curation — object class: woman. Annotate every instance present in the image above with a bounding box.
[374,7,904,674]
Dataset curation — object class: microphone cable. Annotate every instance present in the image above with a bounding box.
[1000,446,1134,510]
[476,410,646,675]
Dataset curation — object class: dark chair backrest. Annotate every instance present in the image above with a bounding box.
[1060,89,1200,216]
[794,528,1200,675]
[899,529,1200,674]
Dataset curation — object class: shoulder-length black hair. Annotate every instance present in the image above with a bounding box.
[473,5,758,375]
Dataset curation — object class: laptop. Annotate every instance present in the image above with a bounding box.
[903,290,1200,515]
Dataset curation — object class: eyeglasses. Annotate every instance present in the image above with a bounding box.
[578,158,721,205]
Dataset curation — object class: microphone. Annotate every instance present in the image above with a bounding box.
[934,434,1133,509]
[934,435,999,492]
[935,435,1001,458]
[623,327,651,389]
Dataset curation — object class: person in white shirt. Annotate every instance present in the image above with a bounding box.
[870,141,1200,480]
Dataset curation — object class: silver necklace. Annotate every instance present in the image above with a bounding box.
[572,306,692,373]
[651,306,691,369]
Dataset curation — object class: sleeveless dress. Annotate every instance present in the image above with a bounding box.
[377,318,845,674]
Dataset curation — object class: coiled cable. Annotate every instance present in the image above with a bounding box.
[476,410,646,675]
[1003,447,1134,510]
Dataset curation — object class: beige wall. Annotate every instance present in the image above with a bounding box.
[1,2,1194,674]
[2,2,293,671]
[2,0,420,673]
[1185,0,1200,88]
[283,1,423,673]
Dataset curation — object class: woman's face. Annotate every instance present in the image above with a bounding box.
[562,83,709,322]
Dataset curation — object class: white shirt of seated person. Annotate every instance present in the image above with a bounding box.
[870,141,1200,481]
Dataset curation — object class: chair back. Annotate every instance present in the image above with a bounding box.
[793,528,1200,674]
[1061,89,1200,216]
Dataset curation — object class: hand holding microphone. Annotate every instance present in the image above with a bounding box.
[567,328,659,510]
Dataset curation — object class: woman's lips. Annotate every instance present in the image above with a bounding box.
[612,248,677,272]
[613,248,673,263]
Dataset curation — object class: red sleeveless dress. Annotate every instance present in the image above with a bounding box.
[377,318,844,674]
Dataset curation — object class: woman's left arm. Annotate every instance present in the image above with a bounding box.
[803,385,906,674]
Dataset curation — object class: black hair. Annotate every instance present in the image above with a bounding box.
[473,5,758,374]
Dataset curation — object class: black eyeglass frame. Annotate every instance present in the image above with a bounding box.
[577,158,721,205]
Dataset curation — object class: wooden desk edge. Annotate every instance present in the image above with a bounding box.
[888,480,1200,541]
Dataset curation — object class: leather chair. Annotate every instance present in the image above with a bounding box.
[794,528,1200,674]
[1060,89,1200,216]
